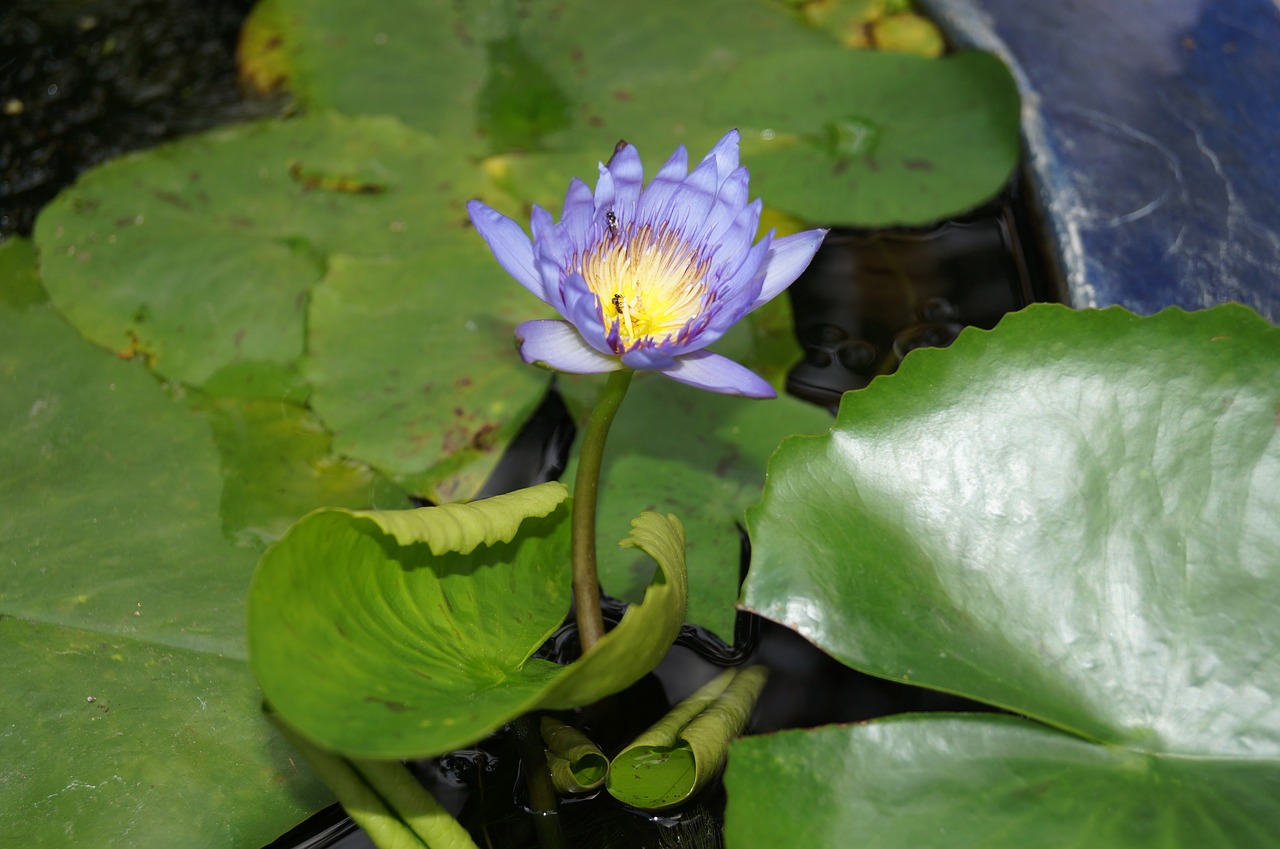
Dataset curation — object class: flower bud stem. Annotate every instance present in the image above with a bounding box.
[571,368,634,652]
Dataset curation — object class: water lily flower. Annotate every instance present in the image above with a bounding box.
[467,130,827,398]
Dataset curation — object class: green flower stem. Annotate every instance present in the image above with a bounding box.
[571,367,635,652]
[271,716,480,849]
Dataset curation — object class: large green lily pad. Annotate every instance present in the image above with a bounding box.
[252,0,1020,227]
[0,242,329,846]
[726,715,1280,849]
[33,111,557,500]
[735,304,1280,846]
[34,112,483,397]
[249,483,690,759]
[304,250,551,503]
[2,617,324,848]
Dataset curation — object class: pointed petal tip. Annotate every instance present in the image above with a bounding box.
[751,227,829,310]
[516,320,623,375]
[468,200,546,301]
[658,350,776,399]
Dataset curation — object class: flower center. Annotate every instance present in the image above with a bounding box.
[580,218,712,351]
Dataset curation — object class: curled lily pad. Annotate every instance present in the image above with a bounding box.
[248,483,689,759]
[607,665,769,810]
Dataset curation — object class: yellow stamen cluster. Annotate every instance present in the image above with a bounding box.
[579,220,712,350]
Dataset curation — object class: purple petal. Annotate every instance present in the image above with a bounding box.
[701,129,741,186]
[561,178,595,242]
[561,271,614,354]
[637,145,689,222]
[517,320,622,374]
[702,167,751,245]
[670,154,720,231]
[530,204,555,243]
[620,347,677,370]
[537,255,569,313]
[467,199,545,302]
[751,228,828,310]
[531,204,573,271]
[593,163,616,216]
[692,233,773,347]
[652,145,689,184]
[708,199,764,281]
[606,143,645,215]
[658,350,775,398]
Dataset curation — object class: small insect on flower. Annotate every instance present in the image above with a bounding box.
[466,130,827,398]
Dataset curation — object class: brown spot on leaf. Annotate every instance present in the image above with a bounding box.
[154,190,191,210]
[363,696,409,713]
[903,158,934,171]
[471,423,498,451]
[288,161,387,194]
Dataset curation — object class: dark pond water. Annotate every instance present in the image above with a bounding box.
[4,3,1061,847]
[0,0,276,240]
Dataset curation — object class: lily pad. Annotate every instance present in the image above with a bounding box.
[726,715,1280,849]
[737,304,1280,846]
[0,246,328,846]
[715,49,1020,225]
[608,665,769,810]
[206,396,412,548]
[33,111,486,399]
[304,250,552,503]
[255,0,1019,227]
[248,483,690,759]
[242,0,485,138]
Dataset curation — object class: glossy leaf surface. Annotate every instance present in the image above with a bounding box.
[249,486,689,759]
[737,304,1280,846]
[726,716,1280,849]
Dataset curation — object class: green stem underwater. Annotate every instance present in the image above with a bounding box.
[570,367,634,653]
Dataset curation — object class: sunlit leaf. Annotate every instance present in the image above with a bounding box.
[248,485,689,759]
[736,304,1280,847]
